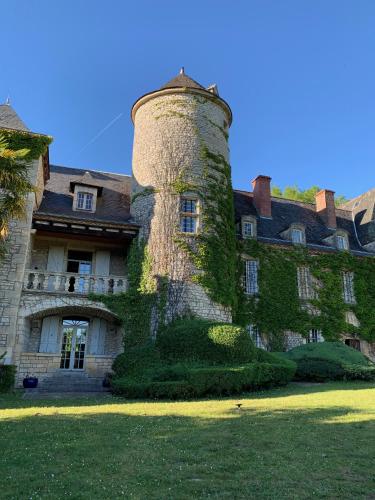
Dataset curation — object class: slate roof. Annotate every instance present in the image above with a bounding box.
[35,165,134,225]
[161,70,206,91]
[0,104,29,131]
[340,189,375,246]
[234,190,371,254]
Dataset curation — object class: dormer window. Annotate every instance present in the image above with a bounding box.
[280,223,305,245]
[180,196,198,234]
[241,216,257,239]
[291,228,304,244]
[336,234,349,251]
[77,192,93,211]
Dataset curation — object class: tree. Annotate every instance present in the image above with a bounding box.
[271,184,348,207]
[0,134,33,256]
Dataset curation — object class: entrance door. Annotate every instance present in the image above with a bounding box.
[60,318,89,369]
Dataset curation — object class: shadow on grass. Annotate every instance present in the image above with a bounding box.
[1,402,374,499]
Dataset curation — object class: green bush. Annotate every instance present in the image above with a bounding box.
[0,365,16,392]
[112,343,161,379]
[112,360,296,399]
[284,342,375,381]
[156,318,255,364]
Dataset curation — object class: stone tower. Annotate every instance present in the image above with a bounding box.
[131,69,233,322]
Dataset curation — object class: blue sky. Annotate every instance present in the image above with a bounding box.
[1,0,374,198]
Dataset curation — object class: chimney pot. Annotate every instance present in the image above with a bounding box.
[252,175,272,218]
[315,189,336,228]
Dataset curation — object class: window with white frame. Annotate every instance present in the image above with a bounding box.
[241,217,256,239]
[336,234,349,250]
[244,259,258,295]
[76,192,94,211]
[342,271,355,304]
[291,228,304,244]
[307,329,322,343]
[180,197,198,234]
[297,266,315,300]
[247,324,263,348]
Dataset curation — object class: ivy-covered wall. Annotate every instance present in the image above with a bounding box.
[234,239,375,348]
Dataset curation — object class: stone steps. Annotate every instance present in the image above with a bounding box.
[36,372,110,393]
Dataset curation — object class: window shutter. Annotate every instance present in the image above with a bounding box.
[89,318,106,355]
[39,316,60,353]
[47,246,65,272]
[95,251,110,276]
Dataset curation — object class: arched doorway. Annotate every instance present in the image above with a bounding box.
[60,317,89,370]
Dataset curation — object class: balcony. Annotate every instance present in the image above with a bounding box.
[24,270,128,295]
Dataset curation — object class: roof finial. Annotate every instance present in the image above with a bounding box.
[5,95,10,106]
[180,67,185,75]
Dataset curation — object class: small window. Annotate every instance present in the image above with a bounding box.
[297,266,315,300]
[307,329,322,343]
[77,192,93,211]
[243,221,254,238]
[247,324,263,348]
[180,197,198,233]
[336,235,348,250]
[291,228,304,244]
[244,259,258,295]
[342,271,355,304]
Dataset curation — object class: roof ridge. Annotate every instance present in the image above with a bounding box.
[50,164,131,178]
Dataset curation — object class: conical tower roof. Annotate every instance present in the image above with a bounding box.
[160,68,205,90]
[0,102,29,131]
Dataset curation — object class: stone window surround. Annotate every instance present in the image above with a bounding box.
[72,184,98,213]
[241,215,257,239]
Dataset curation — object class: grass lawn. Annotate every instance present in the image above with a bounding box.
[1,382,375,499]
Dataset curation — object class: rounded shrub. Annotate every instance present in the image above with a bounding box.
[156,318,255,364]
[283,341,375,382]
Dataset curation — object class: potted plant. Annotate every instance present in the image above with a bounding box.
[23,374,38,389]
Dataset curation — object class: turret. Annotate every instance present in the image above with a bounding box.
[130,69,233,322]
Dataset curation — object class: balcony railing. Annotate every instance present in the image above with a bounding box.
[24,270,128,295]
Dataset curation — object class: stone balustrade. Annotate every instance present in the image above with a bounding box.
[24,270,128,295]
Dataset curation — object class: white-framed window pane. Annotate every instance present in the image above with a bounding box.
[291,229,303,244]
[297,266,314,299]
[307,329,322,343]
[337,235,348,250]
[77,192,85,209]
[243,222,253,238]
[247,324,263,348]
[342,271,355,304]
[77,192,93,211]
[181,199,197,214]
[244,259,258,295]
[85,193,93,210]
[180,216,197,233]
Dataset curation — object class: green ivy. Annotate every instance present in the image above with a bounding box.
[0,129,52,161]
[91,239,167,349]
[234,240,375,346]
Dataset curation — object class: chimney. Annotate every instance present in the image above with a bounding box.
[315,189,336,228]
[252,175,272,218]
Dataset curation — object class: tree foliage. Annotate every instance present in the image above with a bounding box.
[271,184,348,207]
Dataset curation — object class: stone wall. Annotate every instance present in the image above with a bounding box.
[0,158,42,364]
[131,89,232,323]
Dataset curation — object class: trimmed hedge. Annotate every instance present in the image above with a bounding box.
[156,319,255,364]
[283,342,375,382]
[111,360,296,399]
[0,365,16,392]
